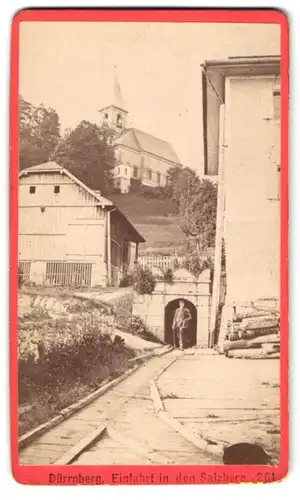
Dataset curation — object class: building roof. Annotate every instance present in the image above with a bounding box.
[19,162,112,206]
[114,128,181,165]
[19,162,145,243]
[202,55,280,76]
[201,55,281,176]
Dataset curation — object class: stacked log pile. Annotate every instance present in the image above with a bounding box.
[223,299,280,360]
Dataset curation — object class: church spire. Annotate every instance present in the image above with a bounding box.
[98,70,128,133]
[113,73,125,110]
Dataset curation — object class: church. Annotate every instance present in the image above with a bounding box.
[98,77,182,193]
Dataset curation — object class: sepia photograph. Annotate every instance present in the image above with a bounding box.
[11,10,288,484]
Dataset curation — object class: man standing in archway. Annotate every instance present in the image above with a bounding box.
[172,299,192,350]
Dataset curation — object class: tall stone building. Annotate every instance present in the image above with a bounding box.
[98,76,182,193]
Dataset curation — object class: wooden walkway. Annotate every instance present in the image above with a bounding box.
[157,351,280,461]
[19,350,220,466]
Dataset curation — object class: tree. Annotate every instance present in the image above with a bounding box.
[52,120,115,194]
[164,166,217,254]
[19,96,60,170]
[164,165,199,211]
[179,178,218,253]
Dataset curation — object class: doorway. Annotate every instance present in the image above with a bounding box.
[164,299,197,348]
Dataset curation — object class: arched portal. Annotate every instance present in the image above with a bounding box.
[164,299,197,348]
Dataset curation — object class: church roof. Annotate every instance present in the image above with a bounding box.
[114,128,181,165]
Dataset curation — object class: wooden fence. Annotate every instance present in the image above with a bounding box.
[138,255,183,272]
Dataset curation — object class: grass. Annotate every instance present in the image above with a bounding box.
[19,344,136,436]
[109,193,187,253]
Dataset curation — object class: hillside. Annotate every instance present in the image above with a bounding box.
[109,193,188,254]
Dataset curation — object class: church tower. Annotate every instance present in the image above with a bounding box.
[98,75,128,136]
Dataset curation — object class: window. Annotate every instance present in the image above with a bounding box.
[273,90,280,120]
[125,168,127,176]
[157,173,161,184]
[116,113,122,128]
[116,167,120,175]
[54,185,60,194]
[29,186,36,194]
[148,169,152,180]
[133,167,138,178]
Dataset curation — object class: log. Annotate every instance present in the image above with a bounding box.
[253,299,279,312]
[241,317,279,330]
[228,333,240,341]
[227,349,280,359]
[223,339,249,353]
[233,311,274,322]
[262,343,280,354]
[237,330,257,340]
[248,334,280,345]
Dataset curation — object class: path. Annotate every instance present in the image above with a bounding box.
[19,350,220,466]
[157,349,280,462]
[75,287,132,304]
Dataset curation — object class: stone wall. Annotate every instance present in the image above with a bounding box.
[132,268,211,347]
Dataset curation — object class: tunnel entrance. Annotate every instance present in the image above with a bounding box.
[164,299,197,348]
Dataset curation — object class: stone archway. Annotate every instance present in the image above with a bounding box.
[164,298,197,348]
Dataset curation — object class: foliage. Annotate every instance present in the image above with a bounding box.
[164,165,199,210]
[52,120,115,194]
[18,266,24,288]
[114,293,134,328]
[113,294,161,344]
[183,251,213,277]
[19,318,134,407]
[180,178,218,252]
[164,166,217,253]
[119,273,134,288]
[132,266,156,295]
[19,95,60,170]
[161,267,174,284]
[129,315,162,344]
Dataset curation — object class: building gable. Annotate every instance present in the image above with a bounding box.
[19,162,113,208]
[114,129,141,151]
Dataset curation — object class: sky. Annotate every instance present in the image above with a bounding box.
[19,22,280,175]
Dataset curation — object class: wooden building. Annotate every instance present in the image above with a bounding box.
[18,162,145,287]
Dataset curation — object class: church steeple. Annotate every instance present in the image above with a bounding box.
[98,73,128,134]
[112,74,125,110]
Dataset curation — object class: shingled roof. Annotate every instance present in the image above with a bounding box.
[114,128,181,165]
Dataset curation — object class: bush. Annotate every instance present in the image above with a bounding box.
[130,315,162,344]
[119,273,134,288]
[18,266,24,288]
[19,325,134,405]
[161,267,174,284]
[132,266,156,295]
[183,252,213,277]
[114,293,133,328]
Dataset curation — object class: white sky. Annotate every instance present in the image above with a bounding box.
[19,22,280,175]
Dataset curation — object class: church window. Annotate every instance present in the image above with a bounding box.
[116,113,122,128]
[133,167,138,178]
